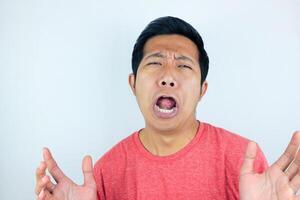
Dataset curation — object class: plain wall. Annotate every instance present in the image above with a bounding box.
[0,0,299,199]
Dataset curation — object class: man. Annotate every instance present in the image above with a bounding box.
[35,16,300,200]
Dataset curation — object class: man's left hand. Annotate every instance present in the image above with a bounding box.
[239,131,300,200]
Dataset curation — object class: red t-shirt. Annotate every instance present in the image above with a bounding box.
[94,122,268,200]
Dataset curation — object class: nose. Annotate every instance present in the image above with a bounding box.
[158,62,178,88]
[160,80,176,87]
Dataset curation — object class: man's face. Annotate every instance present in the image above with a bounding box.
[129,34,207,132]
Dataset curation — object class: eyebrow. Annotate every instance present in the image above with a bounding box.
[144,52,195,64]
[175,55,195,64]
[144,52,166,60]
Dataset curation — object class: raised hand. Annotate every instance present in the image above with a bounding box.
[35,148,97,200]
[239,131,300,200]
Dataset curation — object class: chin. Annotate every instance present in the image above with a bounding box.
[147,117,181,133]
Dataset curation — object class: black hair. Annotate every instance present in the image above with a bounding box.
[131,16,209,85]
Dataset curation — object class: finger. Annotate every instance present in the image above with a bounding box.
[289,173,300,194]
[285,132,300,179]
[36,161,47,184]
[43,147,66,182]
[82,155,96,186]
[285,163,299,181]
[38,188,52,200]
[44,176,56,192]
[43,189,52,200]
[273,131,300,171]
[35,175,55,195]
[35,161,56,193]
[38,188,45,200]
[284,152,300,180]
[289,150,300,194]
[240,141,257,176]
[35,175,49,195]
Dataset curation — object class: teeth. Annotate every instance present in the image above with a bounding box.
[155,105,174,113]
[159,108,174,113]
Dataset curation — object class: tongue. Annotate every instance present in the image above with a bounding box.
[157,97,176,110]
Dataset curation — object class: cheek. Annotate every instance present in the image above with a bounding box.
[135,74,155,107]
[181,70,201,86]
[136,69,158,90]
[181,79,201,104]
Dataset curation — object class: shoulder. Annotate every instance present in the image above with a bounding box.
[203,122,249,148]
[203,122,268,172]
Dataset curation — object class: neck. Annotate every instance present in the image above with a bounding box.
[139,118,199,156]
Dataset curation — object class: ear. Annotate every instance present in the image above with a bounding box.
[128,73,136,96]
[198,81,208,102]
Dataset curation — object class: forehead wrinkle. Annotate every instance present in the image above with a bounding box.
[150,51,185,59]
[165,51,196,64]
[144,50,196,64]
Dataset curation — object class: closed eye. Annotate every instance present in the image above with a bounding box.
[178,64,192,70]
[147,62,162,66]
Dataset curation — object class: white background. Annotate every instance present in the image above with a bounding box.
[0,0,299,199]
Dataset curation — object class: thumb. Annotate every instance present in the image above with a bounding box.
[240,141,257,176]
[82,155,96,186]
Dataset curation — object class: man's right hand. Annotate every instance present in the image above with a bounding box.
[35,148,98,200]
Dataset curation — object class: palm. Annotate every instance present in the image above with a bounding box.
[239,132,300,200]
[240,165,294,199]
[50,178,97,200]
[35,148,97,200]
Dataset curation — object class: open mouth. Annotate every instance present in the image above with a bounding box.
[153,95,178,119]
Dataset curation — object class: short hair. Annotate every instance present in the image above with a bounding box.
[131,16,209,85]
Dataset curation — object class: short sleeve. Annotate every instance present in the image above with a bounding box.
[93,159,106,200]
[254,144,269,173]
[225,138,269,200]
